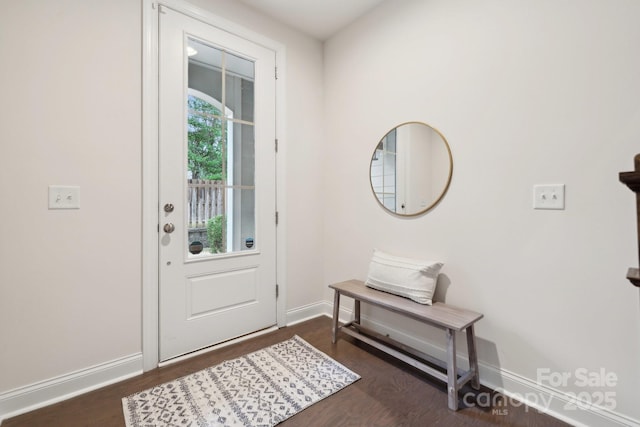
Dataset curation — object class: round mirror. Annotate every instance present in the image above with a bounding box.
[369,122,452,216]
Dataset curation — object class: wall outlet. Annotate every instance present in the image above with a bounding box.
[533,184,565,210]
[49,185,80,209]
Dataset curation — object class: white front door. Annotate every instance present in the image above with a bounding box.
[158,5,277,361]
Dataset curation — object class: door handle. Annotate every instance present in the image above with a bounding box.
[163,223,175,233]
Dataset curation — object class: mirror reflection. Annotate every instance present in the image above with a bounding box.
[370,122,452,216]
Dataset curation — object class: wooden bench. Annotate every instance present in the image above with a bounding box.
[329,279,483,410]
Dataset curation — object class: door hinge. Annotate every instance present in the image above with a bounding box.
[275,66,278,80]
[275,211,279,225]
[276,284,279,298]
[275,138,278,153]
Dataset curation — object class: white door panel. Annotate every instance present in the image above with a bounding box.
[159,6,277,361]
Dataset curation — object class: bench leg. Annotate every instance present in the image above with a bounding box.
[466,324,480,390]
[354,299,361,324]
[446,328,458,410]
[331,291,341,343]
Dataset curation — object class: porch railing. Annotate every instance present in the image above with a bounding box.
[187,179,225,228]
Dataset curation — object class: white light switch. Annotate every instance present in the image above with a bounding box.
[533,184,564,210]
[49,185,80,209]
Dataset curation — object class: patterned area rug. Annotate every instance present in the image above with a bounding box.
[122,336,360,426]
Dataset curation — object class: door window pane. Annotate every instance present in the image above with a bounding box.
[186,38,256,257]
[225,52,254,123]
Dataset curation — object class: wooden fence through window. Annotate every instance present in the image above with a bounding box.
[188,179,225,228]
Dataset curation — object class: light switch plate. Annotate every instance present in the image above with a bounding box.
[49,185,80,209]
[533,184,564,210]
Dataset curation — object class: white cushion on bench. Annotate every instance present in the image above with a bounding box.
[365,249,442,305]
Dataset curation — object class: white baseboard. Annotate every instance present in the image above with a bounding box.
[285,300,332,325]
[0,301,332,424]
[3,300,637,427]
[328,301,639,427]
[0,302,330,424]
[489,366,639,427]
[0,353,143,424]
[0,303,331,424]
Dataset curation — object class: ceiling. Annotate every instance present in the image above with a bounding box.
[237,0,387,40]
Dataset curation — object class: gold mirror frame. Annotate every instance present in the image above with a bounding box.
[369,121,453,217]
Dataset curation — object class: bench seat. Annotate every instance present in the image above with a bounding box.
[329,279,483,410]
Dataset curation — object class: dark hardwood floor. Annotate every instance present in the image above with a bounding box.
[4,316,569,427]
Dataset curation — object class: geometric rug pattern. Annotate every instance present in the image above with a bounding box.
[122,335,360,426]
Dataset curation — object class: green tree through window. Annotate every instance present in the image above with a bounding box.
[187,95,224,180]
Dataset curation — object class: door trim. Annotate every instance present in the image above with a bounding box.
[142,0,287,371]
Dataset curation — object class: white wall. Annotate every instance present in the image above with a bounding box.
[0,0,142,394]
[0,0,325,410]
[3,0,639,424]
[323,0,640,423]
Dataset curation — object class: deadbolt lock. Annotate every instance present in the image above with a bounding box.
[164,203,174,213]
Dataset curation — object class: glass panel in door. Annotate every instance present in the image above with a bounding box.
[186,38,256,258]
